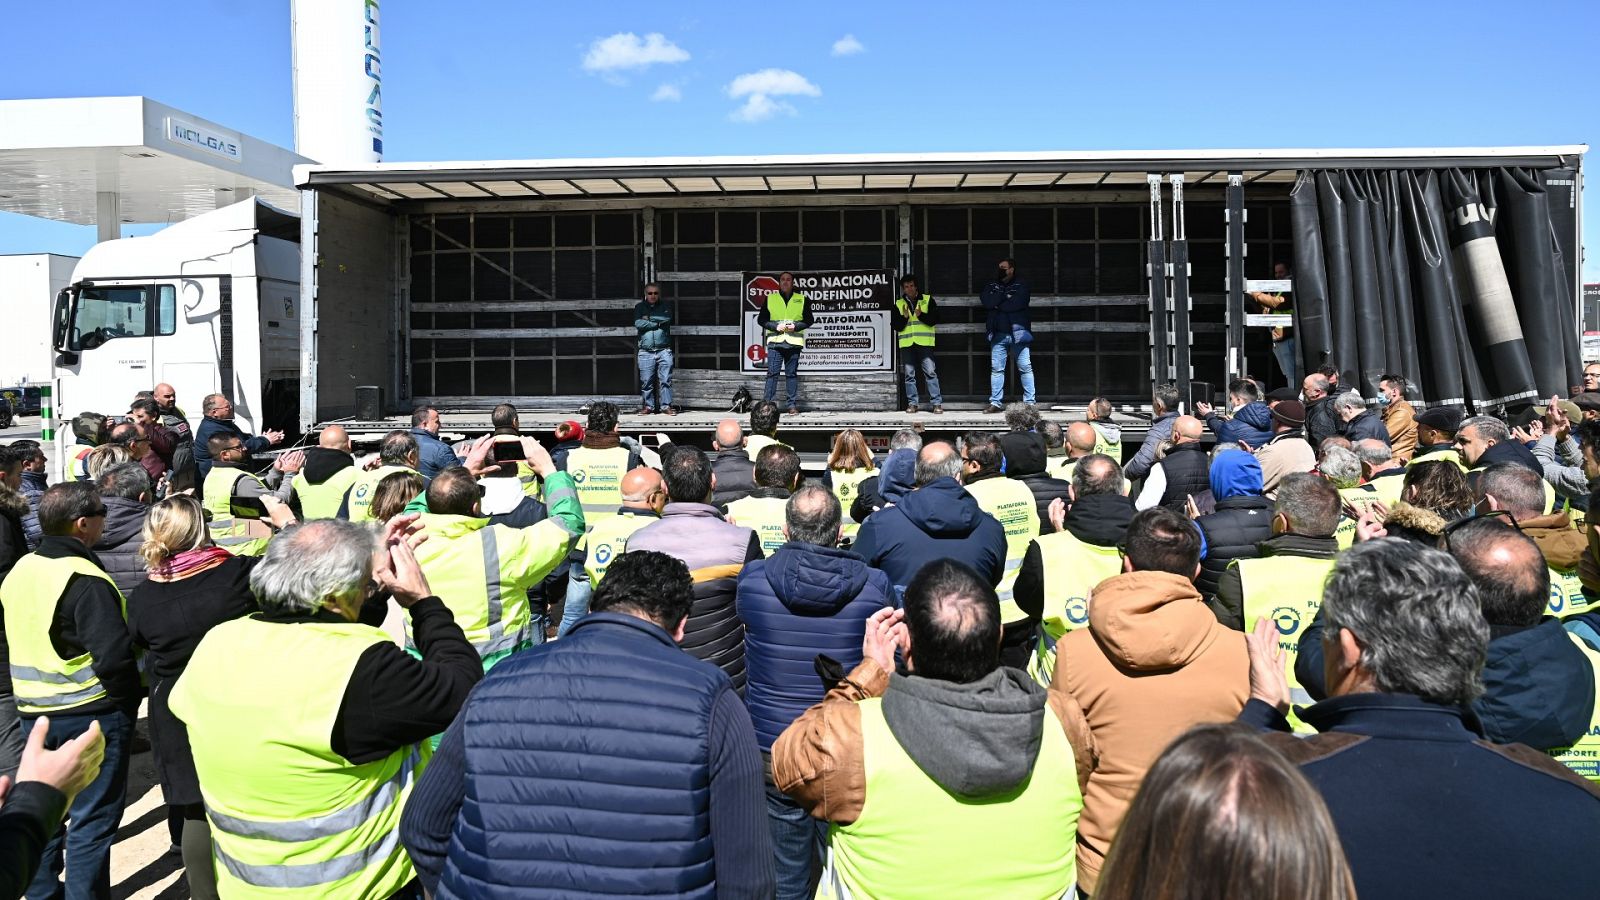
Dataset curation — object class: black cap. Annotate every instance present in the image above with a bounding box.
[1415,406,1464,433]
[1266,387,1298,403]
[1572,393,1600,413]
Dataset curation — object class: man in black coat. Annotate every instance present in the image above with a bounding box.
[708,419,757,507]
[1243,539,1600,900]
[1000,432,1071,532]
[1334,392,1391,444]
[1302,374,1343,448]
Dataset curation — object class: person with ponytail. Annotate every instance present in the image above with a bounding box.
[124,495,283,900]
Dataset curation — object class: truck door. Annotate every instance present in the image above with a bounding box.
[56,282,175,420]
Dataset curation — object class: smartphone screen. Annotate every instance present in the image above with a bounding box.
[493,441,525,462]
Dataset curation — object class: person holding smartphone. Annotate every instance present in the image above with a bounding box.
[200,436,304,557]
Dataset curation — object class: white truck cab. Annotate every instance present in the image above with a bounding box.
[49,198,301,481]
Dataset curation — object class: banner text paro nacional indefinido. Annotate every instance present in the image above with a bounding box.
[740,269,895,373]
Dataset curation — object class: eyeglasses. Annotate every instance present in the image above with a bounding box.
[86,506,108,518]
[1442,508,1522,550]
[645,291,661,296]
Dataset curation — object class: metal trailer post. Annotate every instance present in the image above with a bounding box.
[1147,174,1170,391]
[1169,174,1192,406]
[1224,173,1246,381]
[897,203,913,409]
[642,206,657,284]
[297,188,319,434]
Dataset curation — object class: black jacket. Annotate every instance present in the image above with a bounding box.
[1157,442,1211,510]
[1340,409,1391,444]
[1241,693,1600,900]
[1211,532,1339,632]
[1194,495,1275,600]
[1016,472,1073,532]
[0,781,67,900]
[1305,396,1342,448]
[1014,492,1135,620]
[0,484,29,707]
[889,294,940,331]
[1470,439,1544,479]
[710,448,757,507]
[91,496,150,599]
[31,537,142,718]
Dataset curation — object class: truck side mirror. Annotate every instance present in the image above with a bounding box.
[52,288,72,351]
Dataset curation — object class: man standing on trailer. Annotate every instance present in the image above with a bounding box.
[758,272,812,415]
[894,273,943,414]
[636,282,676,416]
[982,258,1034,413]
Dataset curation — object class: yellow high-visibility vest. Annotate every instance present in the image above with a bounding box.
[1028,530,1124,686]
[895,295,935,348]
[1550,630,1600,782]
[964,476,1041,622]
[170,617,428,899]
[2,554,124,715]
[345,464,417,523]
[202,466,270,557]
[819,697,1080,900]
[582,510,658,584]
[565,446,631,526]
[291,466,361,521]
[765,292,807,347]
[1547,563,1590,619]
[726,495,789,556]
[831,467,877,540]
[1237,554,1339,733]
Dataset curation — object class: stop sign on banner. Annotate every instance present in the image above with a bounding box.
[746,275,781,309]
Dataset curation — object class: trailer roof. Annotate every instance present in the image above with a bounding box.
[297,145,1586,203]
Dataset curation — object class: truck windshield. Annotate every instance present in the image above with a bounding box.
[67,285,175,350]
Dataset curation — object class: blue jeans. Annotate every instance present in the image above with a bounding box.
[558,565,592,638]
[22,709,134,900]
[1272,336,1299,386]
[766,775,826,899]
[638,348,673,410]
[764,343,802,408]
[989,336,1036,405]
[900,346,943,407]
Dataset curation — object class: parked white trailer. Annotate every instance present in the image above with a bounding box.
[48,198,300,479]
[0,253,77,387]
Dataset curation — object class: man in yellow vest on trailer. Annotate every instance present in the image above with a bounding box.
[171,516,484,900]
[1213,473,1342,732]
[773,560,1084,900]
[202,436,304,556]
[894,273,943,414]
[2,482,141,899]
[758,271,812,415]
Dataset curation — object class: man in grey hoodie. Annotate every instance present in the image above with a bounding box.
[773,560,1089,899]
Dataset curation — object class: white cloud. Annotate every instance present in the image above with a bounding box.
[582,32,690,79]
[832,34,865,56]
[724,68,820,122]
[651,83,683,102]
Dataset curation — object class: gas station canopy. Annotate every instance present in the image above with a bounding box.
[0,96,306,237]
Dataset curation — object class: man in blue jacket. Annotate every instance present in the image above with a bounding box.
[636,282,676,415]
[401,549,775,899]
[1196,378,1275,449]
[1245,538,1600,900]
[736,484,893,898]
[192,393,283,479]
[852,441,1006,598]
[411,405,464,479]
[980,258,1033,413]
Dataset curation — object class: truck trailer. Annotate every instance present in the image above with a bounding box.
[47,146,1587,464]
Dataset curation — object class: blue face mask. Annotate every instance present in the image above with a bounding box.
[1375,394,1392,407]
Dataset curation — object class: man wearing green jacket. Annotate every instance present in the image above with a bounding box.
[409,436,584,669]
[636,283,675,415]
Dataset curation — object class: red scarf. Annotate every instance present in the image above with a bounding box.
[148,545,234,582]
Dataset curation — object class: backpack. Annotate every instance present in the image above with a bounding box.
[730,385,753,413]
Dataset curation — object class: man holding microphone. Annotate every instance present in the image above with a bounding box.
[894,273,943,414]
[758,272,812,415]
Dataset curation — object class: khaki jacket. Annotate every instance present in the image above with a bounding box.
[1382,399,1418,461]
[1052,571,1250,892]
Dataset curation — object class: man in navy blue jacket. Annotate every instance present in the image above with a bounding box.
[1243,538,1600,900]
[401,550,774,899]
[410,405,464,479]
[852,441,1006,599]
[192,393,283,479]
[735,485,893,898]
[979,258,1033,413]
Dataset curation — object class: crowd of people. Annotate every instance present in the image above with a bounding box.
[1,371,1599,900]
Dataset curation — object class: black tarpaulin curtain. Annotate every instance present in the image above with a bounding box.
[1289,167,1579,409]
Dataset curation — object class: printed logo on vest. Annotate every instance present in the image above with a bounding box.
[1272,606,1301,635]
[1066,596,1089,626]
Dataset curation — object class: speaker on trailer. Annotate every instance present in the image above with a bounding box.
[355,385,383,421]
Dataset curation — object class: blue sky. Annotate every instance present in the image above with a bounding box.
[3,0,1597,276]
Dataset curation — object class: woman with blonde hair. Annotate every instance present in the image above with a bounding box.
[1094,723,1356,900]
[370,469,426,523]
[822,429,877,541]
[125,495,280,900]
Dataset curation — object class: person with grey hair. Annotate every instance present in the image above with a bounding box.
[92,462,157,597]
[735,484,894,891]
[1317,445,1362,490]
[1242,538,1600,900]
[847,427,925,526]
[1125,384,1182,481]
[1302,374,1342,448]
[171,516,482,899]
[193,392,284,479]
[342,429,422,521]
[1039,419,1066,463]
[1474,462,1588,617]
[853,441,1006,599]
[1337,439,1405,519]
[1333,392,1390,444]
[1005,401,1042,434]
[1457,413,1542,477]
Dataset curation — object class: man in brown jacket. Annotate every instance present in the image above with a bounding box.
[1475,462,1589,618]
[1051,506,1250,893]
[772,560,1088,899]
[1379,374,1418,462]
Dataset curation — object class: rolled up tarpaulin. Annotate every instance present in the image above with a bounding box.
[1495,167,1578,398]
[1289,172,1333,375]
[1342,171,1389,397]
[1316,172,1358,385]
[1443,168,1537,406]
[1378,171,1421,393]
[1397,170,1468,406]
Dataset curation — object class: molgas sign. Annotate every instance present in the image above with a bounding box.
[741,270,895,374]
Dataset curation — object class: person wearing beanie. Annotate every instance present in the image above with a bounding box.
[1193,450,1273,601]
[1001,431,1072,531]
[1255,399,1315,498]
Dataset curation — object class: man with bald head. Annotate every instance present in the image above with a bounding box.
[852,441,1007,598]
[1134,415,1210,512]
[1056,422,1101,479]
[737,483,894,888]
[710,418,757,506]
[291,424,361,520]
